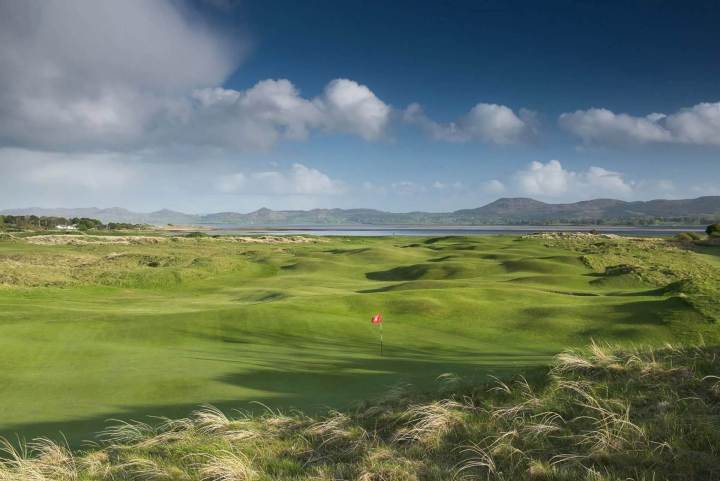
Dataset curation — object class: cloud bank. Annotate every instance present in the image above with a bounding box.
[184,78,391,150]
[0,1,391,152]
[560,102,720,146]
[217,164,345,195]
[515,160,633,197]
[0,0,241,150]
[404,103,537,144]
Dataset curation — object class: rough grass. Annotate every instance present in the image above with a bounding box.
[1,344,718,480]
[0,234,717,446]
[532,232,720,321]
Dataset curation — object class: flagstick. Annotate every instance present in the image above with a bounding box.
[380,322,383,356]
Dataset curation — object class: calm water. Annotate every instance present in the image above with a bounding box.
[207,225,704,237]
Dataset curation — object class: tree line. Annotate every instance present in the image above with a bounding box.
[0,215,143,231]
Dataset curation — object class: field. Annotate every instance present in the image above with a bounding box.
[0,232,717,447]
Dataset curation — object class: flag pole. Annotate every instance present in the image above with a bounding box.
[371,312,383,356]
[380,322,383,356]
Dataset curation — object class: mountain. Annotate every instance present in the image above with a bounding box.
[0,207,200,225]
[3,196,720,226]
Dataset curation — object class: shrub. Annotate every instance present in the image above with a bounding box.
[706,223,720,237]
[184,231,209,238]
[675,231,703,241]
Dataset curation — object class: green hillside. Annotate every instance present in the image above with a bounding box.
[0,233,717,447]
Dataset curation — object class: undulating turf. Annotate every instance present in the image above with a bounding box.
[0,233,716,445]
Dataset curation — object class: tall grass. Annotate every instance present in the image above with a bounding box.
[1,343,718,480]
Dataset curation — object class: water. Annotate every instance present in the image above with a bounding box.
[206,225,704,237]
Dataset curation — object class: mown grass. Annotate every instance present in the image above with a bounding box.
[0,233,717,447]
[1,343,718,480]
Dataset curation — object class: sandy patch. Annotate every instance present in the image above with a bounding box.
[25,235,169,245]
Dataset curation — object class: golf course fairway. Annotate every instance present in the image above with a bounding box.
[0,233,716,445]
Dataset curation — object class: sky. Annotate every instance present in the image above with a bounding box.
[0,0,719,213]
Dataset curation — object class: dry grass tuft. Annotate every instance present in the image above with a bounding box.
[99,419,158,446]
[2,343,719,480]
[455,442,497,479]
[191,405,259,442]
[307,411,370,455]
[393,399,468,445]
[527,459,555,480]
[197,451,256,481]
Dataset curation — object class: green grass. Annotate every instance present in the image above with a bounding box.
[2,343,719,480]
[0,233,716,447]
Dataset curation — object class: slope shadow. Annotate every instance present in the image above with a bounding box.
[2,329,554,449]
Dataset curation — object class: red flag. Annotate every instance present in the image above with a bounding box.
[371,313,383,324]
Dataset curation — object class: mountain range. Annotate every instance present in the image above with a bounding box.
[3,196,720,226]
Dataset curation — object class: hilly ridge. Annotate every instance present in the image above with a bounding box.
[3,196,720,226]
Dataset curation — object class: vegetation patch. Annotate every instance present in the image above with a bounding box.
[529,232,720,321]
[0,234,717,446]
[1,344,718,480]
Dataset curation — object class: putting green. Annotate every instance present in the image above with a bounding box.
[0,234,713,444]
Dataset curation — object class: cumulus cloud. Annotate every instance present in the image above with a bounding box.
[515,160,633,198]
[0,2,391,152]
[404,102,537,144]
[179,78,391,150]
[316,79,391,140]
[0,0,241,150]
[217,164,344,195]
[179,80,323,150]
[559,102,720,146]
[664,102,720,145]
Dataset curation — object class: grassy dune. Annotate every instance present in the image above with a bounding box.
[0,233,717,446]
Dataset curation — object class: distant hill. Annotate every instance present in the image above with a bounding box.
[0,207,200,225]
[3,196,720,226]
[451,197,720,224]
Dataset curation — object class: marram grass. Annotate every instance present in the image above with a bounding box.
[1,344,719,480]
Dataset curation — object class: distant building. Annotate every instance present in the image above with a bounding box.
[56,225,78,230]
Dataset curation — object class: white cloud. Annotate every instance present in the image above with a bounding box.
[315,79,391,140]
[0,0,241,150]
[482,179,506,195]
[180,78,391,150]
[404,102,536,144]
[180,80,323,150]
[0,2,391,152]
[515,160,633,198]
[664,102,720,145]
[217,164,344,195]
[559,102,720,146]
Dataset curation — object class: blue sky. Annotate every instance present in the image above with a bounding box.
[0,0,718,213]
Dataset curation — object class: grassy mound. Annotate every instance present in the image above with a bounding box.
[2,343,718,480]
[533,233,720,321]
[366,262,478,281]
[0,234,717,445]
